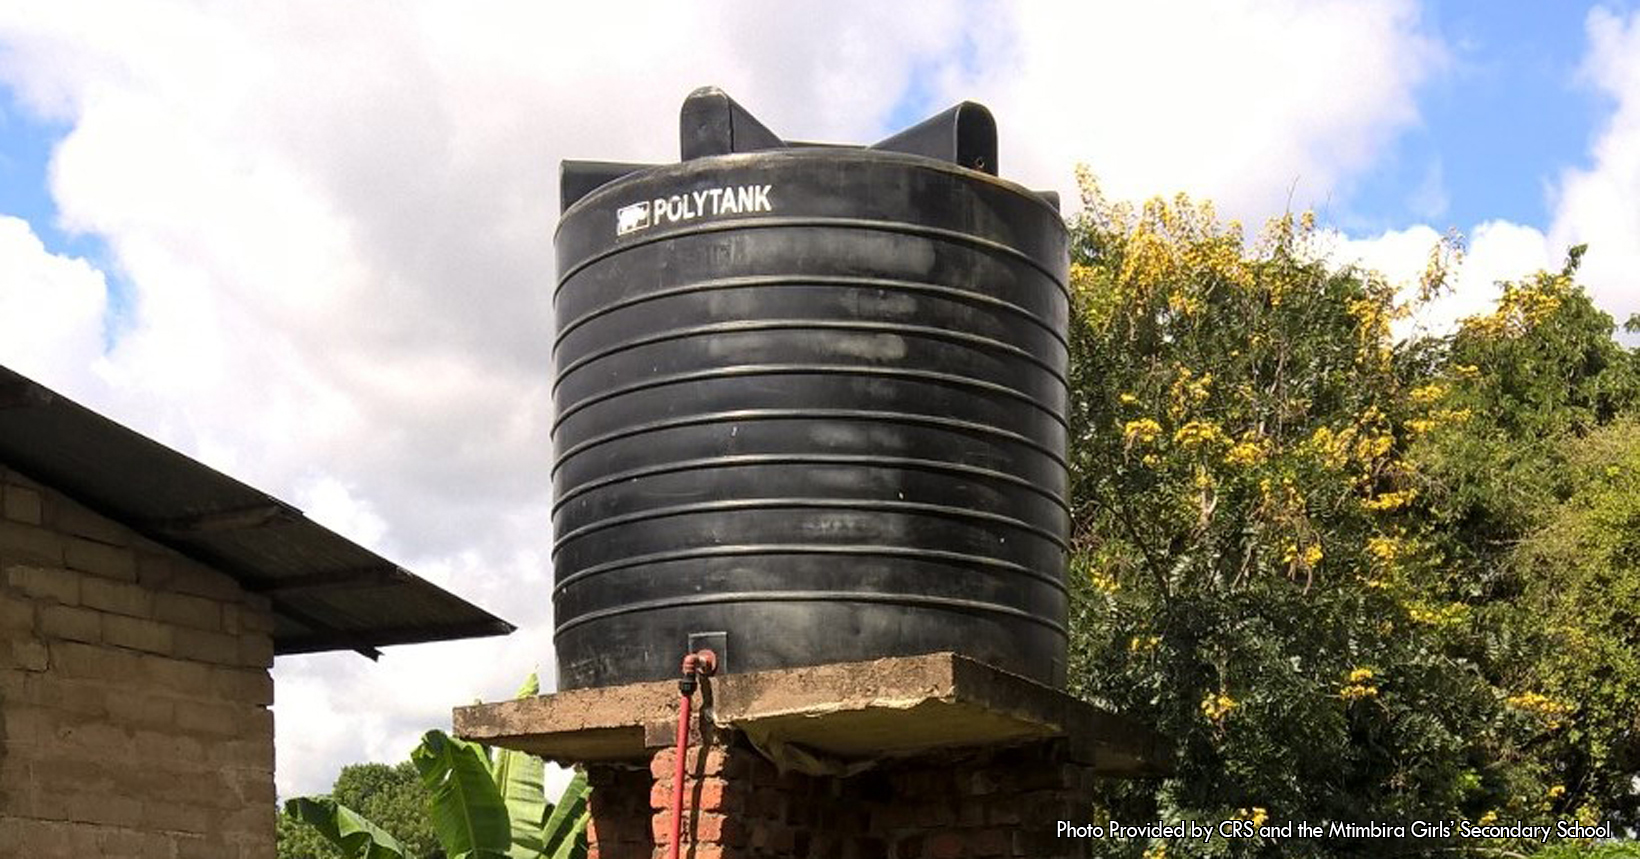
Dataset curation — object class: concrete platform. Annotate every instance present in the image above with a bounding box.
[453,652,1169,776]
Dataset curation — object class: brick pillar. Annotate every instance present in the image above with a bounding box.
[607,733,1097,859]
[587,764,657,859]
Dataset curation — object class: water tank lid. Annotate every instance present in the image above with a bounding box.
[560,86,1051,213]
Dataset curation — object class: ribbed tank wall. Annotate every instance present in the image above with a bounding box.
[552,149,1069,689]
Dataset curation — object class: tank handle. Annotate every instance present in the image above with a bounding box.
[680,87,1002,177]
[870,101,998,176]
[681,86,787,161]
[560,160,658,213]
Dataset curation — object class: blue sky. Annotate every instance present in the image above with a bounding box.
[4,2,1634,284]
[1336,0,1633,233]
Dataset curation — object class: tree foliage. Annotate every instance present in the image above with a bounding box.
[277,673,589,859]
[1064,170,1640,857]
[277,762,441,859]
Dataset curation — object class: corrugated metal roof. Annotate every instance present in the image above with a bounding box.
[0,365,515,658]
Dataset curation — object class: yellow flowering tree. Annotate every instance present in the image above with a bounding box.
[1063,173,1640,856]
[1410,249,1640,831]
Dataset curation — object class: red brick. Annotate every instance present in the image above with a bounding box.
[650,748,676,780]
[693,777,737,812]
[972,829,1009,857]
[967,770,1001,796]
[650,777,674,810]
[917,798,956,827]
[928,831,967,859]
[687,745,729,775]
[987,801,1022,826]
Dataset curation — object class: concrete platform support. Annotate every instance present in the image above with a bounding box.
[457,652,1167,859]
[585,736,1101,859]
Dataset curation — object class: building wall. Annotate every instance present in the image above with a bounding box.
[0,464,278,859]
[588,736,1099,859]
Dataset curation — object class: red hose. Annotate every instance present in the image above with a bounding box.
[669,650,715,859]
[668,688,692,858]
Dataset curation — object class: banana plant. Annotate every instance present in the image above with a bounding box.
[282,672,590,859]
[284,796,410,859]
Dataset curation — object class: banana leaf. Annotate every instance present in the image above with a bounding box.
[490,673,549,859]
[541,771,591,859]
[283,796,409,859]
[411,729,511,859]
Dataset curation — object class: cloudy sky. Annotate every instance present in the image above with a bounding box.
[2,1,1638,799]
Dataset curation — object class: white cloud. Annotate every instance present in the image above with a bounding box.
[938,0,1443,221]
[1328,219,1554,338]
[1548,6,1640,330]
[0,1,1446,798]
[1328,5,1640,340]
[0,214,106,387]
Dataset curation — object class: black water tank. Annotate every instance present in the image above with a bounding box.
[552,88,1069,690]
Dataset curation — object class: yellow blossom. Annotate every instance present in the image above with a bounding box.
[1282,543,1323,567]
[1128,634,1161,653]
[1201,692,1238,722]
[1409,383,1448,405]
[1119,392,1139,405]
[1407,600,1470,628]
[1174,420,1228,448]
[1362,490,1416,512]
[1225,440,1264,467]
[1506,691,1573,719]
[1366,536,1404,564]
[1124,418,1162,445]
[1353,433,1393,461]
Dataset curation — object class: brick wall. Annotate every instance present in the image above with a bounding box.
[0,464,278,859]
[588,733,1099,859]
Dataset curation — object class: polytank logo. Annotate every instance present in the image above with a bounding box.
[615,201,650,235]
[615,185,773,236]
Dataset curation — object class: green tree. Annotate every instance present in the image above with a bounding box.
[277,762,440,859]
[278,675,589,859]
[1409,257,1640,830]
[1062,172,1640,857]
